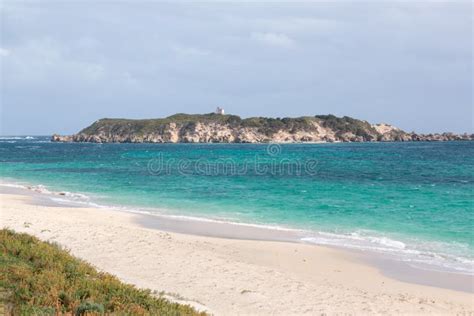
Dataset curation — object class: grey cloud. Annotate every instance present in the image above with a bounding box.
[1,1,472,135]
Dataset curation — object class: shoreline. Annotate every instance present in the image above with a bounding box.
[3,179,474,277]
[1,186,473,314]
[136,212,474,293]
[1,183,473,293]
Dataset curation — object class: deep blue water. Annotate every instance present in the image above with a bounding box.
[1,136,473,273]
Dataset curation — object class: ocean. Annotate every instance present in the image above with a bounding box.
[1,136,472,274]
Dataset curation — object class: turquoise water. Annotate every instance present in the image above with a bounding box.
[1,137,473,273]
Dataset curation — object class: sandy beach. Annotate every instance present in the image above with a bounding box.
[1,188,473,315]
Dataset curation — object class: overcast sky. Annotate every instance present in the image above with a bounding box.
[1,1,472,135]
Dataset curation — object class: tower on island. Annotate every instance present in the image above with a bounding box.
[215,107,225,115]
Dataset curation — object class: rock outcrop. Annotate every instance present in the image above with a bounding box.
[51,114,474,143]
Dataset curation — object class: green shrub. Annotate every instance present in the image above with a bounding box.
[0,229,206,315]
[315,114,378,140]
[75,302,104,315]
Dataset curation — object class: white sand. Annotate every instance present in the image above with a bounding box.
[1,192,473,315]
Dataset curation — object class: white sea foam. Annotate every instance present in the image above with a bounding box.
[0,183,28,189]
[60,191,90,201]
[301,232,474,275]
[15,145,41,149]
[0,136,35,140]
[123,209,301,232]
[0,182,91,203]
[0,137,23,140]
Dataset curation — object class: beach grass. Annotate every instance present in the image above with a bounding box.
[0,229,206,315]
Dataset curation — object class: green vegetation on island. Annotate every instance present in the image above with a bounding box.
[79,113,319,137]
[0,229,206,316]
[52,113,474,143]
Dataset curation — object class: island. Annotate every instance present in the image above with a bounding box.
[52,113,474,143]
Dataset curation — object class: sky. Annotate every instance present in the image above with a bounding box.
[0,0,472,135]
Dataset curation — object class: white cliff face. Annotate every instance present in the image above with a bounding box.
[269,121,328,143]
[179,123,234,143]
[371,123,412,142]
[165,123,180,143]
[372,123,400,135]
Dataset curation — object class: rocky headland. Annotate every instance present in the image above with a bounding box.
[52,113,474,143]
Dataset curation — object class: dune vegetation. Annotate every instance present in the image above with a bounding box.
[0,229,206,315]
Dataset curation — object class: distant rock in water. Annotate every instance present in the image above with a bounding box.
[51,113,474,143]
